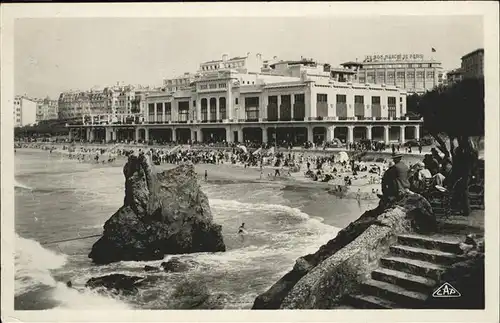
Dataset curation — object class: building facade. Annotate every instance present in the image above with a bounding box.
[342,53,443,94]
[69,55,422,145]
[14,96,37,127]
[57,85,153,122]
[461,48,484,79]
[445,68,463,86]
[35,97,59,122]
[163,73,197,93]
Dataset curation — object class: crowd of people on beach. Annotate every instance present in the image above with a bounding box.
[16,134,482,214]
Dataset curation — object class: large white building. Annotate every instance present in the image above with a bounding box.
[68,52,422,145]
[14,96,37,127]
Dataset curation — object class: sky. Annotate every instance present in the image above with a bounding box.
[14,16,484,99]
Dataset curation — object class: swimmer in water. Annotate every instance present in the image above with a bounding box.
[238,223,246,242]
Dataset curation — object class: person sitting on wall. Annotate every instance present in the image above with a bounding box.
[379,154,411,204]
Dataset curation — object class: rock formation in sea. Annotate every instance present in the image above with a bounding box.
[252,193,436,309]
[85,274,146,295]
[88,153,226,264]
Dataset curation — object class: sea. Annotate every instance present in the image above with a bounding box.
[14,149,377,310]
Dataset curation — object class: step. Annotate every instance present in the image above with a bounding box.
[361,279,428,308]
[397,234,462,254]
[371,267,436,294]
[345,294,398,309]
[390,245,458,265]
[380,256,447,280]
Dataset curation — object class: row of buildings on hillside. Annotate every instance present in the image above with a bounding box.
[19,48,483,145]
[67,52,430,145]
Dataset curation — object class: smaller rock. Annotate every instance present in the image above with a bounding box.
[85,274,145,295]
[161,258,190,272]
[144,265,159,272]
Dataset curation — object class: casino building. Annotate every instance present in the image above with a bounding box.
[67,53,422,145]
[342,53,444,94]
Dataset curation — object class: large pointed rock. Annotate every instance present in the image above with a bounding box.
[89,153,225,264]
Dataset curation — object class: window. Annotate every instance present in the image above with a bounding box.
[209,83,217,89]
[219,97,226,119]
[235,98,239,105]
[293,94,305,120]
[268,95,278,121]
[165,102,172,121]
[218,83,227,88]
[193,100,196,107]
[201,98,208,121]
[280,95,291,121]
[200,84,208,90]
[397,71,405,79]
[245,97,260,120]
[426,71,435,78]
[354,95,365,118]
[416,71,424,80]
[178,102,189,122]
[336,94,347,103]
[387,72,395,79]
[317,94,328,103]
[388,97,397,118]
[407,71,415,78]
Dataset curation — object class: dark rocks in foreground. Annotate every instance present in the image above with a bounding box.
[85,274,145,295]
[88,154,225,264]
[252,193,435,309]
[161,257,190,272]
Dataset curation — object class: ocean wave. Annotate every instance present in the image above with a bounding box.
[51,282,131,310]
[14,180,33,191]
[15,234,68,296]
[15,233,131,310]
[210,199,313,221]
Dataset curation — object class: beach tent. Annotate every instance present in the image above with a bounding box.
[337,151,349,163]
[237,145,248,153]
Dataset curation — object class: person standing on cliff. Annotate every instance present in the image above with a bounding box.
[204,169,208,182]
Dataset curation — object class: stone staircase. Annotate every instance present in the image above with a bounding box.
[342,233,463,309]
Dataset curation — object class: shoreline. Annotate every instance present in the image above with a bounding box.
[16,146,383,201]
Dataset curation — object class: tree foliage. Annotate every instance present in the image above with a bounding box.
[419,78,484,138]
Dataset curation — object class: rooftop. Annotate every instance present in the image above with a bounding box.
[461,48,484,60]
[447,68,463,75]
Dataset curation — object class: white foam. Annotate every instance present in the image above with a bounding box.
[51,282,131,310]
[210,199,312,220]
[14,179,33,190]
[15,234,67,296]
[15,234,131,309]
